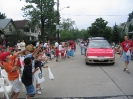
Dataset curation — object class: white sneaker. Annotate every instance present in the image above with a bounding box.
[36,90,41,95]
[39,87,43,90]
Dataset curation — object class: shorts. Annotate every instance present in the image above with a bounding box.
[56,56,59,58]
[122,51,131,61]
[61,53,64,56]
[10,78,21,93]
[25,84,34,95]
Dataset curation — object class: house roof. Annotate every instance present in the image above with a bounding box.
[0,19,12,29]
[13,20,29,29]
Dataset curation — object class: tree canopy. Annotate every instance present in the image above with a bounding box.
[128,11,133,22]
[87,18,113,41]
[0,12,6,19]
[22,0,56,41]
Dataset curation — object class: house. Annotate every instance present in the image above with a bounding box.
[13,20,40,41]
[0,19,40,42]
[118,19,133,40]
[0,19,16,43]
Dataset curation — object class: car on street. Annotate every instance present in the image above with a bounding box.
[88,37,106,41]
[85,39,115,65]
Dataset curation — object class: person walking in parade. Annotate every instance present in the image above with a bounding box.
[121,36,133,74]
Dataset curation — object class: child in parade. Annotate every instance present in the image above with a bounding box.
[55,47,59,62]
[60,46,65,60]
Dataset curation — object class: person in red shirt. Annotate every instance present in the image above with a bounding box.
[121,36,133,74]
[70,41,75,60]
[55,47,59,62]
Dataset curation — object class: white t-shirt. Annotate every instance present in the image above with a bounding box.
[36,42,39,47]
[67,46,71,51]
[44,43,47,47]
[55,42,59,47]
[59,45,62,51]
[17,43,21,49]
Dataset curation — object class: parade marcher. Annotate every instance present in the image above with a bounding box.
[121,36,133,74]
[79,40,84,55]
[84,40,88,56]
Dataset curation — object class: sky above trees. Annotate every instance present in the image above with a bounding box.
[0,0,133,30]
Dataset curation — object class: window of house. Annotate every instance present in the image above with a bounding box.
[31,36,34,40]
[9,25,12,32]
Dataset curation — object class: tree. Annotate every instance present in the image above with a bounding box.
[87,18,112,41]
[60,18,75,31]
[60,31,73,41]
[128,24,133,32]
[0,12,6,19]
[6,30,29,46]
[22,0,56,41]
[127,11,133,22]
[112,24,119,43]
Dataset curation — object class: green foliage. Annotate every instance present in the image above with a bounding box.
[87,18,113,41]
[128,11,133,22]
[22,0,56,41]
[60,18,75,31]
[26,40,37,46]
[6,30,29,46]
[112,24,120,43]
[128,24,133,32]
[60,31,73,41]
[0,12,6,19]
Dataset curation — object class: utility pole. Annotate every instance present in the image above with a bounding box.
[57,0,60,43]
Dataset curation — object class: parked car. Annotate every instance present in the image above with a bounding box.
[85,40,115,65]
[88,37,106,41]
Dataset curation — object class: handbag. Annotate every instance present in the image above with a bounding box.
[35,69,45,84]
[126,50,130,56]
[48,67,54,80]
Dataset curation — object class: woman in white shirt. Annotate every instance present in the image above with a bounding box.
[20,40,26,50]
[17,40,21,51]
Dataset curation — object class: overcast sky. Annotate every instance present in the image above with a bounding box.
[0,0,133,30]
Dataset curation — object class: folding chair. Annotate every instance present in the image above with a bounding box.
[0,78,12,99]
[1,69,11,86]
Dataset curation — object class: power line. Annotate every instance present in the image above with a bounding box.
[61,0,94,19]
[61,14,128,17]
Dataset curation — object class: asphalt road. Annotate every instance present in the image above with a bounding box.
[7,45,133,99]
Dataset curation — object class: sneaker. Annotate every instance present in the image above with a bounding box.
[36,90,41,95]
[39,87,43,90]
[123,68,126,71]
[126,69,130,74]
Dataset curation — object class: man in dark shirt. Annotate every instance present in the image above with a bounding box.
[21,57,38,99]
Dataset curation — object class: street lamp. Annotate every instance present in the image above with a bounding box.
[60,6,70,11]
[57,0,69,44]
